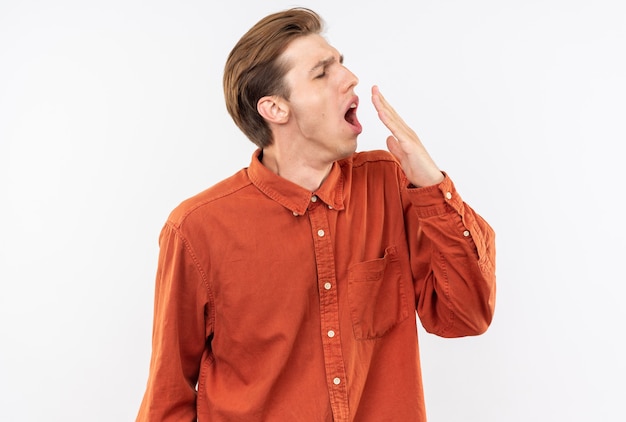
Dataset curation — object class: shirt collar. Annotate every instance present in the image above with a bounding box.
[247,149,345,215]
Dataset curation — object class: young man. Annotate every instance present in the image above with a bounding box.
[137,8,495,422]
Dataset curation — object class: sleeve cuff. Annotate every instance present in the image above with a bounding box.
[405,172,464,218]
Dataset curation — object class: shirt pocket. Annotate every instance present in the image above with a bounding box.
[348,245,411,340]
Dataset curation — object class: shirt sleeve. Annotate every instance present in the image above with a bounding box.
[136,221,213,421]
[403,172,496,338]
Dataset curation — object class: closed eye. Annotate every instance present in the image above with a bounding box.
[311,54,343,79]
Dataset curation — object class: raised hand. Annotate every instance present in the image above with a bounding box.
[371,85,444,187]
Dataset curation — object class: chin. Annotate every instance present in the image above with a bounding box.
[335,139,358,160]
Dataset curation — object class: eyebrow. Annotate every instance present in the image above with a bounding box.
[310,54,344,74]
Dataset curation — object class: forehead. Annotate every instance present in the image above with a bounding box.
[280,34,340,70]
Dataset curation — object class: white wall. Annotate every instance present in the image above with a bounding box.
[1,0,624,420]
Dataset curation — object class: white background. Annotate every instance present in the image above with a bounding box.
[1,0,625,421]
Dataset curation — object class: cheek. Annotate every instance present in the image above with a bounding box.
[293,100,327,125]
[289,91,337,131]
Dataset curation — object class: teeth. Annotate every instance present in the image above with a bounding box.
[350,103,357,109]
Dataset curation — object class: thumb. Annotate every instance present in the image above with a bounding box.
[386,136,406,162]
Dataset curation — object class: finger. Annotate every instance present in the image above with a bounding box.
[371,86,384,118]
[386,135,406,162]
[372,86,406,129]
[371,85,394,122]
[372,86,415,145]
[372,86,402,121]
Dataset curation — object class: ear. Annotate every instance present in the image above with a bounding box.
[257,96,289,124]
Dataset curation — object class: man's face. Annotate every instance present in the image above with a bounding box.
[279,34,362,162]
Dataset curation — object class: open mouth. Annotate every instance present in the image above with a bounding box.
[344,103,358,125]
[344,101,362,134]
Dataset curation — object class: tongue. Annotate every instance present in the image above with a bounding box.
[344,107,362,133]
[345,108,358,125]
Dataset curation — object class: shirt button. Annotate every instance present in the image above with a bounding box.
[327,330,335,338]
[292,211,299,216]
[317,229,325,237]
[311,195,318,202]
[328,205,333,209]
[333,377,341,385]
[324,282,332,290]
[445,191,452,200]
[463,230,470,237]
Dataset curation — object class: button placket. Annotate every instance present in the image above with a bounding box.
[307,197,349,419]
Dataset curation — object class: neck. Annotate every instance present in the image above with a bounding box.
[261,146,333,192]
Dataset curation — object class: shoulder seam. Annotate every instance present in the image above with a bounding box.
[169,172,252,227]
[180,181,251,222]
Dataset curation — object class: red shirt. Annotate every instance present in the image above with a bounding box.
[137,149,496,421]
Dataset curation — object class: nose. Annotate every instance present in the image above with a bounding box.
[341,65,359,91]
